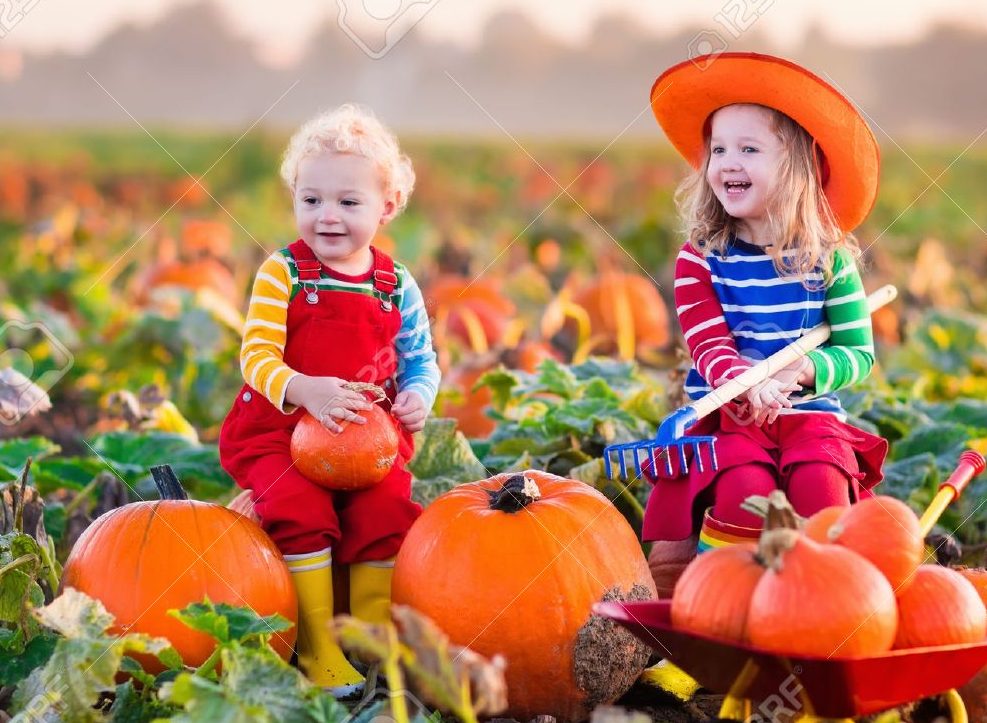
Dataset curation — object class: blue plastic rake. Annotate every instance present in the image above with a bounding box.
[604,407,718,480]
[602,285,898,481]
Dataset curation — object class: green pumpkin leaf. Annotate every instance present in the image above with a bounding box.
[171,600,293,646]
[473,366,520,411]
[533,358,579,398]
[409,418,489,506]
[0,437,60,480]
[9,589,173,722]
[0,629,57,687]
[31,457,107,494]
[161,644,312,723]
[890,422,969,461]
[109,679,178,723]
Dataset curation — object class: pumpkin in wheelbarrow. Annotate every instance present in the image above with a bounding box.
[392,471,657,723]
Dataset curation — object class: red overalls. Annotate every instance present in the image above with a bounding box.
[219,240,421,562]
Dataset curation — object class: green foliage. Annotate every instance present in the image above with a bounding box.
[408,419,489,506]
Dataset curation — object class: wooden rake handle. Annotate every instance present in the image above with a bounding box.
[689,284,898,421]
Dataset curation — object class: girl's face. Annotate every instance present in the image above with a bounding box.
[705,104,784,245]
[293,151,396,272]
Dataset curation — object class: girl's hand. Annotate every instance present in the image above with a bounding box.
[391,390,428,432]
[743,376,802,426]
[287,375,373,433]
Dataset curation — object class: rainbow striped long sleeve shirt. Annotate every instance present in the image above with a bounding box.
[240,250,440,413]
[674,237,874,419]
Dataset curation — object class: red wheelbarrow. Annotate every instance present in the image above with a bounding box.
[596,451,987,722]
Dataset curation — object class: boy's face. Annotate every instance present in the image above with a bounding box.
[705,103,784,245]
[293,151,396,271]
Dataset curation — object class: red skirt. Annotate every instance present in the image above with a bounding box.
[641,407,888,542]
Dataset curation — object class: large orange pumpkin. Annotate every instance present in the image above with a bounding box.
[894,566,987,649]
[748,528,898,657]
[290,396,400,490]
[392,471,656,722]
[827,496,924,593]
[61,466,296,671]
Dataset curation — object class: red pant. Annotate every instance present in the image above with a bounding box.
[712,461,852,528]
[231,420,420,561]
[642,409,887,541]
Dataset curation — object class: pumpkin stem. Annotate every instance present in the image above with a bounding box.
[763,490,801,532]
[488,474,541,513]
[759,528,800,573]
[150,465,189,501]
[342,381,387,405]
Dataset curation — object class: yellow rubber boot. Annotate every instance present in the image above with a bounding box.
[285,548,364,696]
[349,558,394,625]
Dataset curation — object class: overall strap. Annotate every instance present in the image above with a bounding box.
[371,246,399,311]
[287,239,323,282]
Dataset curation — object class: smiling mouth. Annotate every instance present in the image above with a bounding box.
[317,231,346,237]
[725,181,752,196]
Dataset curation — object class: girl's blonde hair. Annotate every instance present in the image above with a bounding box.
[675,103,859,283]
[280,104,416,213]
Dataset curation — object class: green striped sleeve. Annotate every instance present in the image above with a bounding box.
[806,248,875,394]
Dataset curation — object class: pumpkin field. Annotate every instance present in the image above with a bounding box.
[2,129,987,722]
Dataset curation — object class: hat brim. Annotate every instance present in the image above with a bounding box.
[651,52,879,232]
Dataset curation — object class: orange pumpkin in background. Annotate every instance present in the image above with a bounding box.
[393,471,656,723]
[427,274,517,354]
[438,360,497,439]
[290,403,400,490]
[61,466,296,671]
[894,566,987,649]
[571,271,670,360]
[138,257,240,305]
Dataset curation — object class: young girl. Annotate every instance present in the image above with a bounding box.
[641,53,888,558]
[219,105,440,695]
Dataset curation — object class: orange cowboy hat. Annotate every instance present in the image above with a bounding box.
[650,52,880,232]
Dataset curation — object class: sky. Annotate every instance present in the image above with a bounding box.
[5,0,987,64]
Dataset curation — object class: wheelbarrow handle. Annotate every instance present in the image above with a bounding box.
[688,284,898,422]
[918,449,987,537]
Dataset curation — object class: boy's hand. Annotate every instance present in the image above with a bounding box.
[391,390,427,432]
[287,375,373,433]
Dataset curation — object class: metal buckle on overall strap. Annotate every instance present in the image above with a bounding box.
[373,269,398,312]
[295,259,322,304]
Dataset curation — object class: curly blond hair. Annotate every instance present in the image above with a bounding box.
[280,104,415,213]
[675,103,859,285]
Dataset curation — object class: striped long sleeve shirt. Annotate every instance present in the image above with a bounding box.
[240,250,441,413]
[674,237,874,418]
